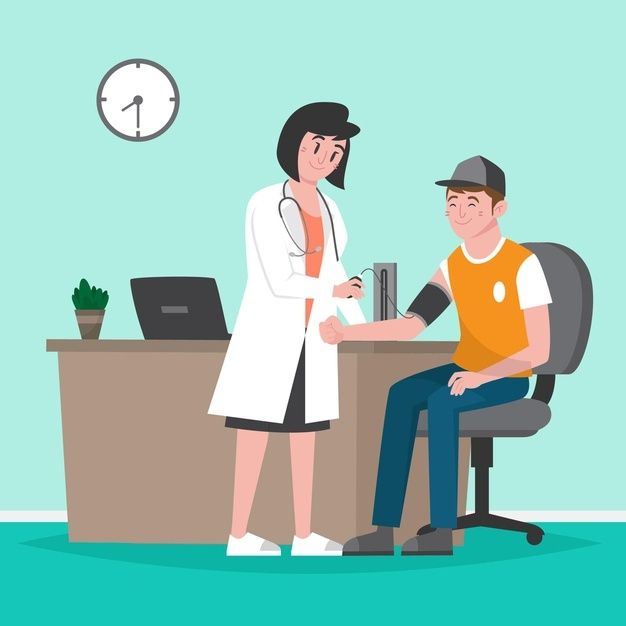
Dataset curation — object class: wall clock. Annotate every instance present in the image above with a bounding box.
[96,58,179,141]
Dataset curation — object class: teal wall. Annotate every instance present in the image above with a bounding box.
[1,0,623,510]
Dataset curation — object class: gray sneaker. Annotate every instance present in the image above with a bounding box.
[401,528,453,556]
[342,526,394,556]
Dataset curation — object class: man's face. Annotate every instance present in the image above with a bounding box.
[445,189,506,239]
[297,132,346,183]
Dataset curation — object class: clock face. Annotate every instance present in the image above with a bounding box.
[96,59,179,141]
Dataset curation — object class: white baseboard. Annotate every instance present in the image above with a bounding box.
[486,511,626,522]
[468,511,626,522]
[0,511,625,522]
[0,511,68,522]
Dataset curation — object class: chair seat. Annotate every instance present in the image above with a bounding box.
[415,398,552,438]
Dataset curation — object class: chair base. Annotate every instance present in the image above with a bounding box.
[418,514,544,545]
[417,437,545,546]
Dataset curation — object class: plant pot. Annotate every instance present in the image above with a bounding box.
[75,309,106,339]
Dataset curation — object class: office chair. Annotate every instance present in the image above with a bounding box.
[415,242,593,544]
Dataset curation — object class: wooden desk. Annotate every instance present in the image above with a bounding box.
[47,340,469,545]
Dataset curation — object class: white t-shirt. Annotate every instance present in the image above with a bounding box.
[439,237,552,309]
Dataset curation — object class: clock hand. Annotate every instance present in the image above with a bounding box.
[121,94,144,125]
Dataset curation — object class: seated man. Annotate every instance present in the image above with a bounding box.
[320,156,552,556]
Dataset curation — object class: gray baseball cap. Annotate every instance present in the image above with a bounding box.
[435,155,506,196]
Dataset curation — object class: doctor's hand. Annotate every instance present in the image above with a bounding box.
[333,278,364,300]
[319,316,345,344]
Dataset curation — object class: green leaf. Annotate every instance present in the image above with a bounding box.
[72,286,83,308]
[79,279,91,304]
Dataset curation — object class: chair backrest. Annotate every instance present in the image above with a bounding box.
[523,242,592,375]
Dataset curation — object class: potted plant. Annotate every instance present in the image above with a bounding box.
[72,278,109,339]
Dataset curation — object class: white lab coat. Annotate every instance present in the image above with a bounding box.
[208,182,365,423]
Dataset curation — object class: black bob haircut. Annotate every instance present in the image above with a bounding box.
[276,102,360,189]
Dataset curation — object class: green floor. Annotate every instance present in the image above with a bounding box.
[2,523,623,624]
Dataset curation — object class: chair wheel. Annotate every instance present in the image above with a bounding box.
[527,530,543,545]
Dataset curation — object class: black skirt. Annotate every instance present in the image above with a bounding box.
[224,341,330,433]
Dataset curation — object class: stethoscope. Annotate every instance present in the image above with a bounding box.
[278,180,339,262]
[277,182,412,313]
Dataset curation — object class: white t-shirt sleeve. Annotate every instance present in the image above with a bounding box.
[516,254,552,309]
[439,259,452,296]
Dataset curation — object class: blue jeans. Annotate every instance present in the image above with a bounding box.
[372,363,529,529]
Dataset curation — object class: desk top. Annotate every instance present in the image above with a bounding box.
[46,339,457,354]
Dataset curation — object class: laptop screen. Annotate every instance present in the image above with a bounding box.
[131,277,230,340]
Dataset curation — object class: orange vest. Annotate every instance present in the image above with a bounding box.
[448,239,532,377]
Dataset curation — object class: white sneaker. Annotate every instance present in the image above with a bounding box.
[291,532,343,557]
[226,532,281,557]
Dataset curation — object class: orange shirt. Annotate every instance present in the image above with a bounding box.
[301,211,324,327]
[448,239,533,377]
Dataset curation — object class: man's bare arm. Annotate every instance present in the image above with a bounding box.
[320,268,451,343]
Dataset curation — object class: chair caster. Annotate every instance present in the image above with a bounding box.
[526,530,544,545]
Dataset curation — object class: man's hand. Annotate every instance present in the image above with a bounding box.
[319,315,345,344]
[333,278,363,300]
[447,371,493,396]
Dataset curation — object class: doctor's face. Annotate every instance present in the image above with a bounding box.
[297,132,347,183]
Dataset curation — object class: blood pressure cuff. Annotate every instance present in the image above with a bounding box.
[406,282,451,326]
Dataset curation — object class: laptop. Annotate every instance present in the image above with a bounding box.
[131,277,231,340]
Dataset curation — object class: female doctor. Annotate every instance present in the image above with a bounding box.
[208,103,365,556]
